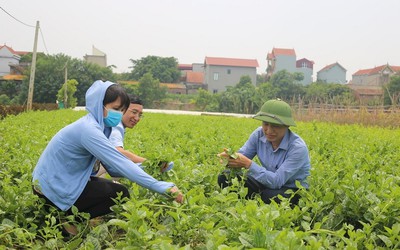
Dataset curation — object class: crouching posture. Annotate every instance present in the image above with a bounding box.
[218,99,310,205]
[32,80,183,226]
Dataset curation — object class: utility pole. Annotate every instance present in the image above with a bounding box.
[64,63,68,108]
[27,21,39,111]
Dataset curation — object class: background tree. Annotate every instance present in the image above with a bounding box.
[0,80,23,104]
[304,82,328,103]
[270,70,305,100]
[17,53,115,106]
[57,79,78,108]
[219,75,257,113]
[384,75,400,106]
[195,88,214,111]
[0,94,11,105]
[254,81,277,108]
[120,82,140,99]
[18,53,67,104]
[292,72,304,83]
[325,83,353,105]
[138,73,167,108]
[256,73,268,85]
[129,56,180,83]
[304,81,353,105]
[66,59,115,106]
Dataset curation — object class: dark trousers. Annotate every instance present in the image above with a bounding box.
[218,171,300,205]
[33,176,130,218]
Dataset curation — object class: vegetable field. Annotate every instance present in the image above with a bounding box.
[1,110,399,249]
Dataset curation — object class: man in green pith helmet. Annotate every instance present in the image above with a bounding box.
[217,98,310,205]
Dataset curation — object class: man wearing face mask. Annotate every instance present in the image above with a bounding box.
[32,80,184,236]
[94,96,173,178]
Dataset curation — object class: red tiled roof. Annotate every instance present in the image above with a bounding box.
[118,81,185,89]
[178,64,192,70]
[160,83,186,89]
[186,71,204,83]
[14,51,29,56]
[353,68,373,76]
[272,48,296,56]
[319,63,336,72]
[353,64,400,76]
[0,74,25,81]
[296,58,314,69]
[0,44,29,56]
[296,58,314,64]
[205,57,259,68]
[369,65,386,75]
[318,62,346,73]
[118,80,139,85]
[392,66,400,72]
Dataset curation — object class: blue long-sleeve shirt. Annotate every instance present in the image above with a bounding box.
[110,122,125,148]
[239,127,310,189]
[32,80,174,211]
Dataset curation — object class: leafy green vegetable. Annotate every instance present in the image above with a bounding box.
[1,110,400,248]
[225,147,239,159]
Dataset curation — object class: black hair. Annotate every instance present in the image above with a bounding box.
[128,94,143,105]
[103,84,130,110]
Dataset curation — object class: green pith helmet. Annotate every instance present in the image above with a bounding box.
[253,99,296,126]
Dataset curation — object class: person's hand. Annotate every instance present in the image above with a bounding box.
[217,151,230,165]
[169,186,184,204]
[224,152,252,169]
[159,161,174,172]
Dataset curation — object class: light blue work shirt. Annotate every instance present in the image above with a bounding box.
[110,122,125,148]
[32,80,174,211]
[239,127,310,189]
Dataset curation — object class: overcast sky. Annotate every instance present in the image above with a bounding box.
[2,0,399,81]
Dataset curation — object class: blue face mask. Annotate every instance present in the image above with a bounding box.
[103,107,123,127]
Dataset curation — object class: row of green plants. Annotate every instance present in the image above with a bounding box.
[0,110,399,249]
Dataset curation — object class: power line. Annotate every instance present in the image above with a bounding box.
[39,28,49,54]
[0,6,35,28]
[1,6,50,54]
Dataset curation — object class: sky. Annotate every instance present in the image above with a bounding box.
[1,0,400,81]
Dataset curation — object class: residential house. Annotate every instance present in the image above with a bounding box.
[178,64,193,78]
[267,48,297,77]
[178,64,193,71]
[185,71,205,94]
[203,56,259,93]
[160,83,186,94]
[178,64,193,81]
[0,44,29,77]
[351,64,400,86]
[266,47,314,85]
[296,58,314,85]
[347,64,400,103]
[317,62,347,84]
[347,84,383,103]
[191,63,204,72]
[118,80,186,95]
[178,63,206,94]
[84,45,107,67]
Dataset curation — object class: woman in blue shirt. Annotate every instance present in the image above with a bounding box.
[32,80,183,223]
[218,99,310,205]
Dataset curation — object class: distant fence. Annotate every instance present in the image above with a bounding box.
[290,103,400,114]
[3,103,399,127]
[289,103,400,127]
